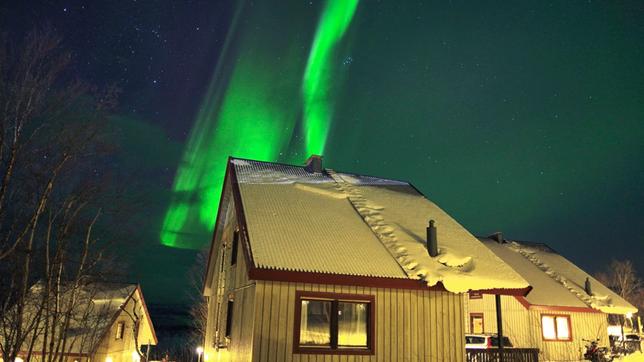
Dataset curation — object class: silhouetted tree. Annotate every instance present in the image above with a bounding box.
[0,27,120,362]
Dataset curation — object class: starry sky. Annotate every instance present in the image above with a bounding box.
[4,0,644,305]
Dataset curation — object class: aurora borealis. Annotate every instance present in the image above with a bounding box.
[302,0,359,157]
[5,0,644,305]
[160,0,359,248]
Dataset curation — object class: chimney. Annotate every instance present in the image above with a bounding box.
[489,232,504,244]
[585,277,593,296]
[304,155,323,173]
[427,220,438,257]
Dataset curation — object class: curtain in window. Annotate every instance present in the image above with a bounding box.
[338,302,368,347]
[300,300,331,345]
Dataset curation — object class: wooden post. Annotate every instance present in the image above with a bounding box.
[496,294,504,362]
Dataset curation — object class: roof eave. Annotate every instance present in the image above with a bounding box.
[249,266,533,296]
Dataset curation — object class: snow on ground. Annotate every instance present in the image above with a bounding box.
[614,352,644,361]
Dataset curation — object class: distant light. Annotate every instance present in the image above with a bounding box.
[105,357,113,362]
[626,312,633,319]
[196,346,204,355]
[132,351,141,361]
[15,358,24,362]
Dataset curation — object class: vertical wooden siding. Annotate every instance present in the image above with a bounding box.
[250,281,465,362]
[466,294,609,361]
[205,199,258,362]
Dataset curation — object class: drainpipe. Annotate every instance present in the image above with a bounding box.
[496,295,504,362]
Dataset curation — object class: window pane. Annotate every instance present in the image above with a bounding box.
[471,316,484,334]
[337,302,368,347]
[300,300,331,346]
[466,336,486,344]
[556,317,570,340]
[542,316,556,340]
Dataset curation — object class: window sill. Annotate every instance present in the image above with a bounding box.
[294,346,373,355]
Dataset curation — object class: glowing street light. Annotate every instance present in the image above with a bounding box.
[196,346,204,362]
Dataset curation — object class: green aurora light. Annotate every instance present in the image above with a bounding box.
[160,1,358,249]
[302,0,359,156]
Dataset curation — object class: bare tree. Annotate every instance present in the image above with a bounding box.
[188,250,209,348]
[0,27,119,362]
[595,259,642,304]
[119,296,147,362]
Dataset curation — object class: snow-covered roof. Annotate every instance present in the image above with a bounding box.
[480,238,638,314]
[232,158,530,294]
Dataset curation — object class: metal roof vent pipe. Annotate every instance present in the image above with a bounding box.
[427,220,438,257]
[585,277,593,296]
[490,231,504,244]
[304,154,323,173]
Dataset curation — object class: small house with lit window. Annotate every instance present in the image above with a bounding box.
[465,234,637,361]
[9,282,157,362]
[202,156,532,362]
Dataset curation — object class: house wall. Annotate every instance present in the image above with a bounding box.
[465,294,609,362]
[204,194,257,362]
[250,281,465,362]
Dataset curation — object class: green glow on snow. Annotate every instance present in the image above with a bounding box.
[302,0,359,156]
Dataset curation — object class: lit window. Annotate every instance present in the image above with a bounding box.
[555,316,570,340]
[337,302,368,347]
[115,321,125,340]
[541,315,571,341]
[295,292,373,354]
[299,300,332,346]
[470,313,484,334]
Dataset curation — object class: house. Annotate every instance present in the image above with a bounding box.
[202,156,532,361]
[465,234,638,361]
[7,282,157,362]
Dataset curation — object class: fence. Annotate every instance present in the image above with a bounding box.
[466,348,540,362]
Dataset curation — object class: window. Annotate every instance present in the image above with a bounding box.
[470,313,484,334]
[225,300,234,338]
[230,230,239,266]
[115,321,124,340]
[541,314,571,341]
[294,291,374,355]
[469,291,483,299]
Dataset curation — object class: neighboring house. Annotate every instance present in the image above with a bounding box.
[202,156,531,362]
[9,282,157,362]
[465,234,638,362]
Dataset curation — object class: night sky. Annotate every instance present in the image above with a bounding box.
[4,1,644,305]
